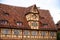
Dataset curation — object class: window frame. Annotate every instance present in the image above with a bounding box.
[1,29,11,35]
[13,29,20,36]
[42,23,48,27]
[3,13,9,16]
[0,20,8,25]
[23,30,30,36]
[31,21,38,27]
[16,21,23,26]
[31,31,37,36]
[50,32,55,37]
[41,31,46,37]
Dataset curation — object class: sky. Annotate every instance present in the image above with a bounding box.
[0,0,60,24]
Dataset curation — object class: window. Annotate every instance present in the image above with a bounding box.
[0,20,8,24]
[31,31,37,36]
[42,23,48,27]
[4,13,9,16]
[32,21,38,27]
[2,29,10,35]
[31,14,37,19]
[17,21,23,26]
[24,30,30,36]
[41,32,46,36]
[14,29,20,36]
[41,17,44,19]
[50,32,54,37]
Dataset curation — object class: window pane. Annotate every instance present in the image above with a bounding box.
[24,30,30,36]
[2,29,9,35]
[42,23,48,26]
[50,32,54,37]
[32,21,38,27]
[0,20,8,24]
[41,32,46,36]
[17,23,20,25]
[31,31,37,36]
[17,22,23,26]
[14,29,20,36]
[4,13,9,16]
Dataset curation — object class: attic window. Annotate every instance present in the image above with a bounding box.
[42,23,48,26]
[41,17,44,19]
[0,20,8,24]
[4,13,9,16]
[17,21,23,26]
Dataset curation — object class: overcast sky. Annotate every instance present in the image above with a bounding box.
[0,0,60,24]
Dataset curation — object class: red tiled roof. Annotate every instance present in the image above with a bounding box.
[0,3,57,30]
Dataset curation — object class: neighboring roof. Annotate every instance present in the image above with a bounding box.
[56,20,60,30]
[0,3,57,31]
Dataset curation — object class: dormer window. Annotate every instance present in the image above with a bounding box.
[41,17,44,19]
[0,20,8,24]
[4,13,9,16]
[17,21,23,26]
[42,23,48,27]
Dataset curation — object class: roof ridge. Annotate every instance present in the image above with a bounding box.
[0,3,27,8]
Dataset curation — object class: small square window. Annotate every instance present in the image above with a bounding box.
[42,23,48,27]
[41,31,46,36]
[31,31,37,36]
[41,17,44,19]
[31,21,38,27]
[17,22,23,26]
[50,32,54,37]
[24,30,30,36]
[13,29,20,36]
